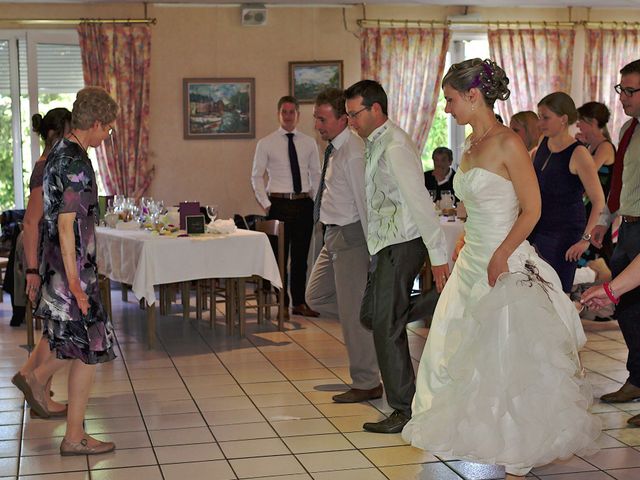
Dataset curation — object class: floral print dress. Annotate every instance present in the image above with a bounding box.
[35,138,115,364]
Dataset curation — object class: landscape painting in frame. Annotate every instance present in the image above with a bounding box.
[289,61,343,104]
[183,78,255,139]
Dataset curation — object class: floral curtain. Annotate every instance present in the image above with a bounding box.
[77,22,153,198]
[361,26,450,152]
[584,27,640,141]
[488,28,575,123]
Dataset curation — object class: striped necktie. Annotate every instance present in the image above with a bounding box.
[313,143,334,224]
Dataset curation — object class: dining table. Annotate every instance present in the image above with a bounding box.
[420,215,465,291]
[95,226,282,345]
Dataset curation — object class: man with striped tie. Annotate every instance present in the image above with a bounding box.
[306,89,381,403]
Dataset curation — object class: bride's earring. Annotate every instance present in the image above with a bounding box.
[471,103,476,112]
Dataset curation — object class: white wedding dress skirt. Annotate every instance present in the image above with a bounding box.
[402,168,601,476]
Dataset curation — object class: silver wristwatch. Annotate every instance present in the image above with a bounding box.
[581,233,592,242]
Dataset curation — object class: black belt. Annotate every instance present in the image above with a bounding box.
[623,215,640,223]
[269,192,309,200]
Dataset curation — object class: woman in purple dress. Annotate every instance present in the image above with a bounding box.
[529,92,605,292]
[12,87,119,456]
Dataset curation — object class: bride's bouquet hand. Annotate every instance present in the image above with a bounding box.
[487,250,509,287]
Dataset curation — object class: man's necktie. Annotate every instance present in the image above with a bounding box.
[286,133,302,194]
[313,143,334,224]
[608,117,639,213]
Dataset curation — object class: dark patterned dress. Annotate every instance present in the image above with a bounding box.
[35,138,115,364]
[529,137,586,293]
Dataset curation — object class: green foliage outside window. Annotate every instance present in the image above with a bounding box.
[421,89,448,172]
[0,98,15,212]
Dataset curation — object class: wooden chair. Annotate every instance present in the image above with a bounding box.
[239,219,286,334]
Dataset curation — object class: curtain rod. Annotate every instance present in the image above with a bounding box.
[0,18,157,26]
[357,19,639,29]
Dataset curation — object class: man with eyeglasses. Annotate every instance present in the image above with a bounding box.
[590,59,640,420]
[344,80,449,433]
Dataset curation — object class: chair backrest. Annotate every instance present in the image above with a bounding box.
[255,219,285,280]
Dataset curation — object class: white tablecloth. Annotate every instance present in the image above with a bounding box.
[96,227,282,306]
[439,216,465,268]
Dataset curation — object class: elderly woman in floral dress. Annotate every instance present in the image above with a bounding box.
[12,86,119,456]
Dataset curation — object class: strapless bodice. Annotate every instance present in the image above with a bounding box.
[453,168,520,254]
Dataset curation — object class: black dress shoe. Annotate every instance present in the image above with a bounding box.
[291,303,320,317]
[333,384,383,403]
[363,410,410,434]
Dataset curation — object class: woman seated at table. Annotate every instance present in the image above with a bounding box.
[12,86,119,456]
[424,146,456,201]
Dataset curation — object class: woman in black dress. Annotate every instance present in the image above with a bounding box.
[529,92,605,292]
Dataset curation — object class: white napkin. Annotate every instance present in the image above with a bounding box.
[115,221,141,231]
[207,218,237,234]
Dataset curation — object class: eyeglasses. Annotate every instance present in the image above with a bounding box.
[347,106,370,119]
[615,84,640,97]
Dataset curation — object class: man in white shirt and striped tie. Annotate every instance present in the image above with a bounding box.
[306,89,381,403]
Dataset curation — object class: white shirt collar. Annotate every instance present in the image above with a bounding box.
[367,119,390,144]
[278,126,298,136]
[328,127,350,151]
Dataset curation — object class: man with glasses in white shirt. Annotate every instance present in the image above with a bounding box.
[344,80,449,433]
[306,88,381,404]
[591,59,640,419]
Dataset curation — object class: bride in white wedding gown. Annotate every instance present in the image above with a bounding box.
[402,59,601,478]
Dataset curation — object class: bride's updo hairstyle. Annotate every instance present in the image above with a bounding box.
[442,58,510,107]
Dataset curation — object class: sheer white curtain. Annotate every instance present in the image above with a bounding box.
[584,27,640,140]
[360,26,450,152]
[488,28,575,123]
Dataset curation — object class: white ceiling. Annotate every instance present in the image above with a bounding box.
[1,0,639,7]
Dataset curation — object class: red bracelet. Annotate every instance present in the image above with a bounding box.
[603,282,620,305]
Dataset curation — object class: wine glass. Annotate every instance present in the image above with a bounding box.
[140,196,152,214]
[440,190,454,210]
[113,194,125,212]
[206,205,218,223]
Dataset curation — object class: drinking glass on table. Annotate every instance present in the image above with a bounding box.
[440,190,454,210]
[206,205,218,223]
[140,196,153,214]
[113,194,125,212]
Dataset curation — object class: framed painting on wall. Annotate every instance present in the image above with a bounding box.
[183,77,255,139]
[288,61,343,104]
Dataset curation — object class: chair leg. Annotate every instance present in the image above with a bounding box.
[238,278,246,337]
[121,283,129,302]
[277,286,285,331]
[159,284,167,315]
[210,279,218,328]
[256,278,264,325]
[182,282,190,320]
[196,280,203,321]
[25,300,34,348]
[226,279,235,336]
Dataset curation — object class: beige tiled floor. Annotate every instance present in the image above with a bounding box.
[0,288,638,479]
